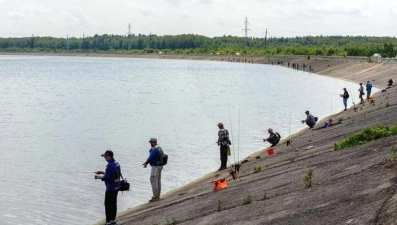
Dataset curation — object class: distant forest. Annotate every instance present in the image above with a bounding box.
[0,34,396,57]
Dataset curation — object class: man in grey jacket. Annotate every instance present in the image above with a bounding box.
[301,110,316,128]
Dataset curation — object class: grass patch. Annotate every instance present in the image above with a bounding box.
[384,145,397,168]
[303,169,314,188]
[253,166,262,173]
[243,195,252,205]
[165,217,178,225]
[334,125,397,150]
[216,199,222,212]
[262,192,269,200]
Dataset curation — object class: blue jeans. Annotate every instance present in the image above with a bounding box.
[343,98,348,108]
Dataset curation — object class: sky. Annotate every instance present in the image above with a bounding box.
[1,0,396,38]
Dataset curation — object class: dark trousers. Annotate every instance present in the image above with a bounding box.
[220,145,227,168]
[306,121,315,128]
[104,190,119,223]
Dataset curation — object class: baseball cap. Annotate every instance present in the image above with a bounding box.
[149,138,157,142]
[101,150,113,157]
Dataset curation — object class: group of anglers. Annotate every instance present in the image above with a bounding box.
[93,79,394,225]
[94,138,164,225]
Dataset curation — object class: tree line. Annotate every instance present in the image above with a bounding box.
[0,34,396,57]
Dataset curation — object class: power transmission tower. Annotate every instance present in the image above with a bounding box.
[264,28,267,48]
[66,34,69,51]
[128,23,131,37]
[242,17,250,48]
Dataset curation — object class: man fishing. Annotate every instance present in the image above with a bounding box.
[340,87,349,111]
[143,138,163,202]
[263,128,281,147]
[217,122,230,171]
[301,110,317,128]
[95,150,121,225]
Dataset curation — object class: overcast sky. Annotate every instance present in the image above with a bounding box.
[1,0,396,38]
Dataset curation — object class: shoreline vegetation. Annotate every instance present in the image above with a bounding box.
[3,52,397,224]
[1,35,397,57]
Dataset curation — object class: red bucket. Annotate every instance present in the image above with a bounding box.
[267,148,274,156]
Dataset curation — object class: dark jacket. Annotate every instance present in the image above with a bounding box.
[101,158,121,191]
[267,132,281,145]
[342,90,349,99]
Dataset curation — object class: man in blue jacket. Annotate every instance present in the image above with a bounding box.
[95,150,121,225]
[366,81,373,100]
[143,138,163,202]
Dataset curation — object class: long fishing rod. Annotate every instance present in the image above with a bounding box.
[47,171,100,176]
[227,103,235,163]
[201,142,218,151]
[237,103,241,162]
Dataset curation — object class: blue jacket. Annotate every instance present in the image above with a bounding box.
[145,146,161,166]
[101,158,121,191]
[366,83,372,90]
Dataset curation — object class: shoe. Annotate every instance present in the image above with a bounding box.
[110,221,117,225]
[149,197,160,202]
[344,109,347,111]
[218,167,226,171]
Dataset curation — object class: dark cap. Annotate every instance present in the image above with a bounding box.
[149,138,157,142]
[101,150,113,157]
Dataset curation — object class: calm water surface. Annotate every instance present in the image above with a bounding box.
[0,55,364,225]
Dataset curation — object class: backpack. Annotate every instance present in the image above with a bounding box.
[275,132,281,141]
[156,145,168,166]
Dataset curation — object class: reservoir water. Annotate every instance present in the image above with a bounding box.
[0,55,362,225]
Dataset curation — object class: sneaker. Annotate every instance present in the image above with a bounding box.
[149,197,160,202]
[110,221,117,225]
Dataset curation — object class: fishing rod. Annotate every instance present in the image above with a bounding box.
[199,142,218,151]
[48,171,96,174]
[237,103,241,162]
[227,103,235,163]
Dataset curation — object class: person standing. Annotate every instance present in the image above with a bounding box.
[217,122,230,171]
[358,83,365,104]
[143,138,163,202]
[95,150,121,225]
[301,111,316,128]
[340,88,349,111]
[366,81,373,100]
[388,79,394,87]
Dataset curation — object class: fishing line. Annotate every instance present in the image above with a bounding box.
[199,142,218,152]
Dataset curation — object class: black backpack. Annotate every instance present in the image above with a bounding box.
[157,145,168,166]
[276,132,281,141]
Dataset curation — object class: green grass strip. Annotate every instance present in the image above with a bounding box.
[334,124,397,150]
